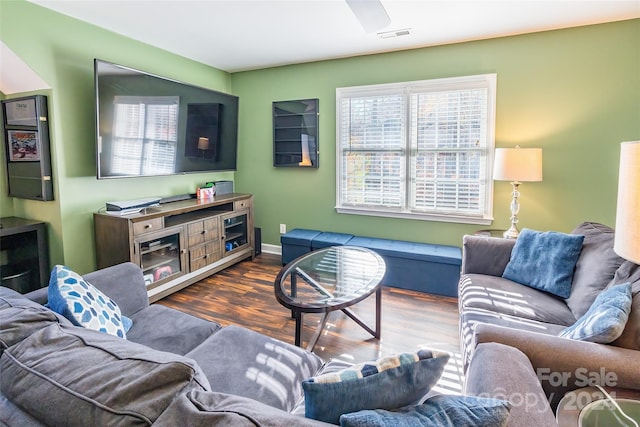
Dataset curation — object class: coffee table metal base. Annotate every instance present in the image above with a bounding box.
[293,286,381,351]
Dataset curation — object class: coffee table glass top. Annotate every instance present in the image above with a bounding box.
[275,246,385,311]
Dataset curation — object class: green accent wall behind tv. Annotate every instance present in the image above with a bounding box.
[1,0,234,274]
[1,0,638,275]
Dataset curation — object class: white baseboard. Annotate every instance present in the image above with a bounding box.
[261,243,281,255]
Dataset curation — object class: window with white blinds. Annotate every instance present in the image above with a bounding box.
[336,74,496,224]
[111,96,179,176]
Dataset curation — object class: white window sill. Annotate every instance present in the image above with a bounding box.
[335,206,493,225]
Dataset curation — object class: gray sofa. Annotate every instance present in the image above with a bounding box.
[0,262,337,426]
[459,222,640,426]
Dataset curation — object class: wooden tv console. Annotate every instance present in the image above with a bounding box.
[94,193,254,302]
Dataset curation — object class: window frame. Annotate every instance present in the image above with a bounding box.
[335,74,497,225]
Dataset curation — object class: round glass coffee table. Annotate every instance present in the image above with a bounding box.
[274,246,386,351]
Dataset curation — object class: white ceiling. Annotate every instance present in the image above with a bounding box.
[23,0,640,72]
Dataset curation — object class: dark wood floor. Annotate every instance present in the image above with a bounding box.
[158,252,464,393]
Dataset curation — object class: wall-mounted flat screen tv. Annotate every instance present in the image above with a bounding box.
[94,59,238,179]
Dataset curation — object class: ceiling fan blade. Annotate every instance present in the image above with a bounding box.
[345,0,391,33]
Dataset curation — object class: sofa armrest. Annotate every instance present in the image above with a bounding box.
[24,287,48,305]
[473,323,640,408]
[83,262,149,317]
[465,342,558,427]
[461,235,515,276]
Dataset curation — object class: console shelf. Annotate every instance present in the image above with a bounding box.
[94,193,254,302]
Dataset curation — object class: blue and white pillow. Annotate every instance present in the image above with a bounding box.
[303,349,450,424]
[559,283,632,343]
[48,265,131,339]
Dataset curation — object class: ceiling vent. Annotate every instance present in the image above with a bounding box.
[377,28,412,39]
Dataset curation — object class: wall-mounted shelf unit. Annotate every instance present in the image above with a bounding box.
[1,95,54,201]
[273,98,319,168]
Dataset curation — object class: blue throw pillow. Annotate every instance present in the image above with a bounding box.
[502,228,584,298]
[339,395,511,427]
[303,349,450,425]
[48,265,130,338]
[559,283,632,343]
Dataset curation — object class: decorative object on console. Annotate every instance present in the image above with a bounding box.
[196,186,215,199]
[614,140,640,264]
[213,180,233,195]
[493,146,543,239]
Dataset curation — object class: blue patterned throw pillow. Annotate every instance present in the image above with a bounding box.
[48,265,130,339]
[303,349,450,424]
[340,395,511,427]
[559,283,632,343]
[502,228,584,298]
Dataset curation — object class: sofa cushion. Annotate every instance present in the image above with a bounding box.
[609,261,640,351]
[154,390,330,426]
[127,304,221,355]
[0,323,210,426]
[186,325,324,413]
[459,307,567,368]
[339,395,511,427]
[48,265,129,338]
[459,274,577,326]
[559,283,632,343]
[302,349,449,424]
[0,286,71,354]
[502,229,584,298]
[566,222,625,318]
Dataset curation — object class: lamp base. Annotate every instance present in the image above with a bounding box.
[503,225,519,239]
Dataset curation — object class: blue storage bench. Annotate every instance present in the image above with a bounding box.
[347,236,462,297]
[280,228,322,265]
[311,232,354,249]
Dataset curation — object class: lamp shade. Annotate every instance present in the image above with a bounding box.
[614,141,640,264]
[493,147,543,182]
[197,137,210,150]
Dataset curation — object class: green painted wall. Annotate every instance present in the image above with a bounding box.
[1,0,639,273]
[1,0,233,273]
[232,19,640,248]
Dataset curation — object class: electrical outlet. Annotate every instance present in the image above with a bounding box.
[280,224,287,234]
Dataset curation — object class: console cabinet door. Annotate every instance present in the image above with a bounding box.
[187,217,222,271]
[133,226,187,291]
[221,210,251,256]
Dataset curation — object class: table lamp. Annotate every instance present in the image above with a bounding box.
[493,146,543,239]
[614,141,640,264]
